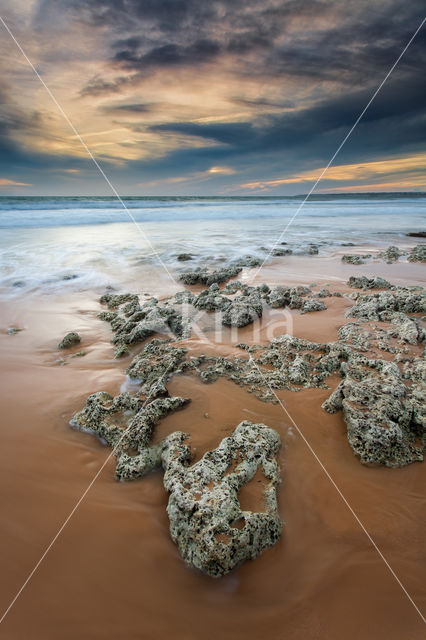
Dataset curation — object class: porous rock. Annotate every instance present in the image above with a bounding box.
[300,299,327,314]
[180,266,242,286]
[162,420,283,577]
[407,244,426,262]
[379,246,404,263]
[322,358,424,467]
[348,276,392,290]
[346,288,426,321]
[341,254,371,265]
[221,292,263,327]
[58,332,81,349]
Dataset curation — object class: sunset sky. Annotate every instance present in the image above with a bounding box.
[0,0,425,195]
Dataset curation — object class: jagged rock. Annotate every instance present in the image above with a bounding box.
[267,286,290,308]
[266,285,310,309]
[99,293,139,309]
[70,391,143,446]
[272,248,292,256]
[58,332,81,349]
[114,342,130,358]
[337,323,372,351]
[180,266,242,286]
[162,421,283,577]
[301,299,327,314]
[232,255,263,267]
[288,356,308,384]
[346,288,426,321]
[306,244,319,255]
[115,397,190,480]
[342,254,371,265]
[348,276,392,290]
[387,313,422,344]
[322,358,424,467]
[407,244,426,262]
[195,284,230,311]
[100,294,189,346]
[221,292,263,327]
[379,246,404,263]
[315,288,331,298]
[126,339,188,391]
[173,290,197,304]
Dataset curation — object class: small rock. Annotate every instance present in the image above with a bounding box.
[58,332,81,349]
[300,299,327,314]
[7,327,23,335]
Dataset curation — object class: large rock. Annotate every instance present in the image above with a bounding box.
[323,358,424,467]
[162,421,283,577]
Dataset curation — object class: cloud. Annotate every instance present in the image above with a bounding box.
[239,153,426,191]
[0,178,32,187]
[0,0,425,194]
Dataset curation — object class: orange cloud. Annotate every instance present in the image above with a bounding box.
[140,165,237,187]
[240,153,426,192]
[0,178,31,187]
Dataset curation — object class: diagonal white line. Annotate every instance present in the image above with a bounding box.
[250,14,426,282]
[0,15,179,288]
[0,360,177,625]
[0,445,117,625]
[248,355,426,625]
[1,8,425,632]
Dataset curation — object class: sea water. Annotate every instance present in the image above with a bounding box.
[0,194,424,296]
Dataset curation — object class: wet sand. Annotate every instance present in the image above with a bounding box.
[0,256,425,639]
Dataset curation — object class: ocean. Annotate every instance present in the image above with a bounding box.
[0,194,424,296]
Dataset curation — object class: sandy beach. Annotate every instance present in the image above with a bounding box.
[0,252,425,640]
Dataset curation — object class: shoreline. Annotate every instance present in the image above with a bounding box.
[0,254,425,638]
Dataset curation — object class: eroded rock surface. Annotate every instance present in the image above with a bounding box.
[180,266,242,285]
[408,244,426,262]
[58,332,81,349]
[323,357,425,467]
[346,288,426,321]
[162,421,283,577]
[379,246,404,263]
[70,388,283,575]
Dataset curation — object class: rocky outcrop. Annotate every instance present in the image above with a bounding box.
[70,387,283,576]
[179,266,242,285]
[407,244,426,262]
[323,357,424,467]
[346,288,426,321]
[341,254,371,265]
[162,421,283,577]
[379,246,404,263]
[301,299,327,314]
[221,291,263,327]
[98,294,190,355]
[58,332,81,349]
[348,276,392,290]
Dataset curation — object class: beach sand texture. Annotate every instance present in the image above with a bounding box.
[0,255,425,640]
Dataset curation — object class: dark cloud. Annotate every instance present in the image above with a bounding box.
[1,1,425,193]
[113,38,221,70]
[101,102,156,113]
[147,72,426,159]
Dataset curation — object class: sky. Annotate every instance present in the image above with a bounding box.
[0,0,425,195]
